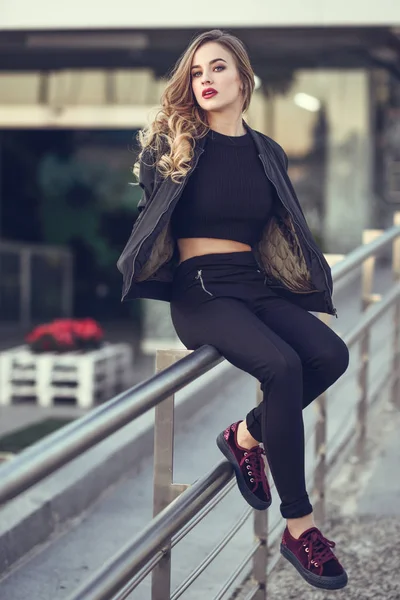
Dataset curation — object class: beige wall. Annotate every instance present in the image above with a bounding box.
[2,0,400,30]
[273,71,369,156]
[0,70,163,106]
[0,70,162,128]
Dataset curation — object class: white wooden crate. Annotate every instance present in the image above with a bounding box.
[0,343,133,408]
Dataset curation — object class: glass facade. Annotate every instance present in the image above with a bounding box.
[248,70,372,252]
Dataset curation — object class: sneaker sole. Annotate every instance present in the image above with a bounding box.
[280,543,348,590]
[216,432,271,511]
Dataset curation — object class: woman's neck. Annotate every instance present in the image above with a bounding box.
[207,115,246,137]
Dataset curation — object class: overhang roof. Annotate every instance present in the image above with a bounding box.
[1,26,400,81]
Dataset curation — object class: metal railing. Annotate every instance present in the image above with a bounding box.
[1,214,400,600]
[0,239,73,326]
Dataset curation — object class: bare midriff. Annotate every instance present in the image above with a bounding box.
[177,237,252,265]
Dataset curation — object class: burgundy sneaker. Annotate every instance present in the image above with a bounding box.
[216,421,271,510]
[280,526,348,590]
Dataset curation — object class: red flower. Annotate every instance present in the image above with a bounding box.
[25,318,104,353]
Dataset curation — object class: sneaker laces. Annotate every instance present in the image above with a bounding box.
[302,529,337,569]
[239,446,268,493]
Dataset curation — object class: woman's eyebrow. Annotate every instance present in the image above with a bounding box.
[191,58,227,70]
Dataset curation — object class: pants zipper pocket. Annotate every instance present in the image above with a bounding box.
[257,268,268,286]
[195,270,214,296]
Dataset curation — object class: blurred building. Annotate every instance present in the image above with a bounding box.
[1,1,400,345]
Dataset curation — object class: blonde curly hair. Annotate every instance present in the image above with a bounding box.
[135,29,255,183]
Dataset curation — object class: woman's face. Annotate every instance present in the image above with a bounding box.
[191,41,243,114]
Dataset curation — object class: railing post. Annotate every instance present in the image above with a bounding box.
[313,255,341,526]
[361,229,383,311]
[313,388,327,525]
[392,211,400,281]
[391,212,400,409]
[391,300,400,408]
[313,308,334,525]
[252,386,268,600]
[151,349,191,600]
[356,330,370,460]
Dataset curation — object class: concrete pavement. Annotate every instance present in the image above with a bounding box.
[259,390,400,600]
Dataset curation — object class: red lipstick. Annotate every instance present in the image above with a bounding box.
[202,88,218,99]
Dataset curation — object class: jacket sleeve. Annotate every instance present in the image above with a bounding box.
[273,139,289,171]
[282,148,289,171]
[137,148,156,213]
[266,135,289,171]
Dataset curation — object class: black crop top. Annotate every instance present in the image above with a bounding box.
[170,129,275,246]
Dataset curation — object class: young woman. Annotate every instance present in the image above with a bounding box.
[118,29,349,590]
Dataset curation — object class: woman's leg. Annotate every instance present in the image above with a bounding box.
[236,294,349,536]
[172,289,348,590]
[246,294,349,443]
[171,295,312,519]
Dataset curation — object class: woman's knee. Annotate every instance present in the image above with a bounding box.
[260,347,302,387]
[319,334,349,382]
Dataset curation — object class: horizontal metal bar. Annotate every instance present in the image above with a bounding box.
[112,554,162,600]
[213,543,260,600]
[243,585,261,600]
[66,461,233,600]
[113,480,238,599]
[0,345,223,505]
[343,281,400,348]
[331,224,400,284]
[172,479,236,547]
[171,506,252,600]
[326,366,393,476]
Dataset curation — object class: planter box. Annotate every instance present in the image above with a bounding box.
[0,343,133,408]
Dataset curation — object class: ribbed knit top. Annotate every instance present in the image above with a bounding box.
[170,129,275,246]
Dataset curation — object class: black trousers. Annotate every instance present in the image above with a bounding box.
[170,252,349,518]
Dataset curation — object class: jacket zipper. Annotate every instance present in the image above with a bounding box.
[259,155,337,317]
[122,148,204,301]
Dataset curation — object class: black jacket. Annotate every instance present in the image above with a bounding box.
[117,124,336,316]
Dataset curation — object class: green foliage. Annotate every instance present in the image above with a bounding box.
[0,418,74,453]
[37,154,141,268]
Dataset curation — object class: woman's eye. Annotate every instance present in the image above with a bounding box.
[192,65,225,78]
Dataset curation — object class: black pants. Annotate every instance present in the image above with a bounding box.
[170,252,349,518]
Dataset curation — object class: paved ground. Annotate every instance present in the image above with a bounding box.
[267,514,400,600]
[246,390,400,600]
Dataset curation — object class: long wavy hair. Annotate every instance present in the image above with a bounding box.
[135,29,255,183]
